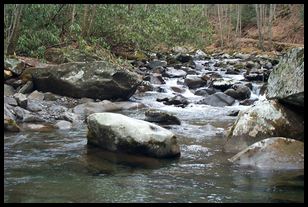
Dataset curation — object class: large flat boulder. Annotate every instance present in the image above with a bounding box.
[21,61,142,100]
[224,99,304,153]
[267,47,304,107]
[87,113,181,158]
[229,137,304,170]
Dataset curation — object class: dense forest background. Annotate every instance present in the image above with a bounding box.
[4,4,304,59]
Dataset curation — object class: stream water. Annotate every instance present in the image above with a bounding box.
[4,59,304,203]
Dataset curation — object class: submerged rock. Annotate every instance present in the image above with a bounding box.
[266,47,304,108]
[224,99,304,153]
[229,137,304,170]
[87,113,181,158]
[21,61,141,100]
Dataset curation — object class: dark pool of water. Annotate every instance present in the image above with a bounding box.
[4,121,304,203]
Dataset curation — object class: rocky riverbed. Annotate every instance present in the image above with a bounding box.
[4,47,304,202]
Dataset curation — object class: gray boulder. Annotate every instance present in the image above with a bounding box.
[267,47,304,107]
[229,137,304,170]
[224,84,251,100]
[55,120,72,130]
[87,113,181,158]
[145,109,181,125]
[184,75,206,89]
[224,99,304,153]
[21,61,141,100]
[197,92,235,107]
[4,84,15,96]
[13,93,27,108]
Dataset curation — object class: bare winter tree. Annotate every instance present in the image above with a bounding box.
[6,4,24,55]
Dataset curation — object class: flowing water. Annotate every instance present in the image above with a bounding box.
[4,59,304,203]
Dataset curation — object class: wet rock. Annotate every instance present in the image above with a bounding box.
[4,116,20,132]
[224,99,304,153]
[164,67,187,78]
[22,61,141,100]
[224,84,251,100]
[18,81,34,94]
[211,78,238,92]
[4,84,15,96]
[11,79,23,88]
[78,97,95,104]
[147,60,167,69]
[13,106,31,120]
[145,109,181,125]
[55,120,72,130]
[180,66,196,75]
[227,109,240,116]
[175,53,193,63]
[239,98,258,106]
[170,86,186,93]
[263,62,273,69]
[266,47,304,108]
[194,88,210,96]
[229,137,304,170]
[193,49,209,60]
[43,92,61,101]
[184,75,206,89]
[204,71,223,79]
[234,53,251,60]
[244,82,253,90]
[27,90,45,101]
[245,61,256,69]
[197,92,235,107]
[4,96,18,106]
[26,99,44,112]
[13,93,28,108]
[112,101,145,110]
[22,113,47,122]
[4,70,13,79]
[225,68,240,75]
[157,94,189,108]
[4,104,16,121]
[244,72,266,81]
[20,123,55,132]
[145,73,165,84]
[74,100,120,117]
[87,113,181,158]
[58,111,80,123]
[4,57,25,75]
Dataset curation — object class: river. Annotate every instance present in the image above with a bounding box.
[4,58,304,203]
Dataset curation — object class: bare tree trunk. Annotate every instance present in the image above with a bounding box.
[255,4,265,51]
[217,4,224,48]
[82,4,89,38]
[128,4,134,11]
[268,4,274,49]
[71,4,76,26]
[144,4,148,12]
[6,4,24,55]
[203,4,208,17]
[87,5,97,37]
